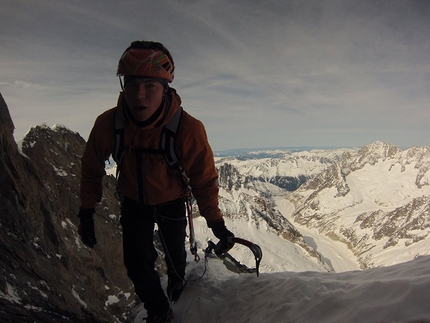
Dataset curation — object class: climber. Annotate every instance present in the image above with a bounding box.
[77,40,235,323]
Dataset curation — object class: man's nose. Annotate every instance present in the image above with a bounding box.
[136,84,146,99]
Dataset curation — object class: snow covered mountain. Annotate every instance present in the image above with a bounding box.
[213,141,430,271]
[210,148,352,271]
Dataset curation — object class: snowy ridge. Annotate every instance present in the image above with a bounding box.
[132,253,430,323]
[215,148,352,180]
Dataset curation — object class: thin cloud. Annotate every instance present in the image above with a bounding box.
[1,0,429,149]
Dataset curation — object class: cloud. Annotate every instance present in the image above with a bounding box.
[2,0,430,149]
[0,80,47,90]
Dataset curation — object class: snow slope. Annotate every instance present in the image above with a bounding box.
[131,215,430,322]
[131,254,430,323]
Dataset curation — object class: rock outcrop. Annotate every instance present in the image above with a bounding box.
[0,93,133,323]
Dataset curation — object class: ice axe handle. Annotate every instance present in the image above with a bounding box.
[205,238,263,277]
[232,237,263,277]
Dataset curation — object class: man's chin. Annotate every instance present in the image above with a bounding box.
[131,109,149,122]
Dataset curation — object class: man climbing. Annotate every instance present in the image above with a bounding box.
[77,40,235,323]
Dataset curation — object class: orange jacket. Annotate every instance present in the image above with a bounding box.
[80,89,223,226]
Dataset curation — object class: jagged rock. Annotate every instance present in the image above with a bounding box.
[218,163,242,191]
[0,93,133,323]
[352,141,401,168]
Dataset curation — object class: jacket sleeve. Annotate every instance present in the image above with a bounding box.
[79,110,115,210]
[178,114,224,226]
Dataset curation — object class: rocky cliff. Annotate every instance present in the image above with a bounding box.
[0,93,133,323]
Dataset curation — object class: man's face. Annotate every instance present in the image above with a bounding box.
[124,76,165,122]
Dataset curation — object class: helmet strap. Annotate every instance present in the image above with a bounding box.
[119,76,125,92]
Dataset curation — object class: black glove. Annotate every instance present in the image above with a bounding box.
[211,221,235,255]
[78,208,97,248]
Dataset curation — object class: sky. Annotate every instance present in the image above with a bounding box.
[1,0,429,151]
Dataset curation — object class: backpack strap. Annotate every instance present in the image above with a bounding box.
[112,106,184,178]
[160,107,183,168]
[113,108,125,180]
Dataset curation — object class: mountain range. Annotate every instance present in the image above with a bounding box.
[213,141,429,271]
[1,92,429,322]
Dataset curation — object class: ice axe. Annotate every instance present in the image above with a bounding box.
[205,237,263,277]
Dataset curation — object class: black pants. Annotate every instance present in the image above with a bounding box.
[120,197,187,315]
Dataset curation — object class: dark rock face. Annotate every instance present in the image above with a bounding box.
[0,93,134,323]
